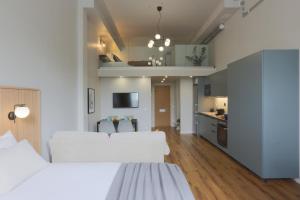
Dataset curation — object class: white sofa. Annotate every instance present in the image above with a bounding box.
[49,131,170,163]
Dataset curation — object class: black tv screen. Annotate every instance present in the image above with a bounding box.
[113,93,139,108]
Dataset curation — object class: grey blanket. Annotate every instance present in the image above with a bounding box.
[106,163,195,200]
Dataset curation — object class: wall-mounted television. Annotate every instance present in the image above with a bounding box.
[113,92,139,108]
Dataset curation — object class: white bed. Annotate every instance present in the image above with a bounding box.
[0,163,121,200]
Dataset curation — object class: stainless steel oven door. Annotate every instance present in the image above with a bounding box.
[217,123,227,148]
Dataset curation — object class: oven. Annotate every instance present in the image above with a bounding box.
[217,122,227,148]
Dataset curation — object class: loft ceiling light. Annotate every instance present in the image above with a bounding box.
[98,36,106,49]
[147,6,171,52]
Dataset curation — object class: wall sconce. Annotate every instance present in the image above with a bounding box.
[98,37,106,49]
[8,104,30,123]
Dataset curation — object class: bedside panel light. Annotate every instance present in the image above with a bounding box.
[8,104,30,123]
[15,105,30,119]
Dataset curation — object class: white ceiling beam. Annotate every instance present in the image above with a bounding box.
[94,0,125,50]
[190,0,239,44]
[79,0,94,8]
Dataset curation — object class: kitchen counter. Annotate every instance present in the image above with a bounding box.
[196,112,227,122]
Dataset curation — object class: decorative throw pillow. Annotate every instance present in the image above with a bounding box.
[0,140,49,194]
[0,131,17,149]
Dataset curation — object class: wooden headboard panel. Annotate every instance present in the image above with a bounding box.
[0,87,40,152]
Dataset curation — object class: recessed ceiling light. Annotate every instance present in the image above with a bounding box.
[219,24,225,30]
[189,76,193,78]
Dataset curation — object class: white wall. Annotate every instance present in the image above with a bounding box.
[210,0,300,69]
[180,78,193,134]
[175,80,181,120]
[170,83,177,127]
[99,78,152,131]
[87,19,101,131]
[0,0,78,159]
[209,0,300,182]
[151,86,155,127]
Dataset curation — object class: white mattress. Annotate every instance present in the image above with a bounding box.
[0,163,121,200]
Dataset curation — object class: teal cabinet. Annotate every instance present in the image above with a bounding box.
[228,50,299,179]
[197,114,218,145]
[204,69,227,97]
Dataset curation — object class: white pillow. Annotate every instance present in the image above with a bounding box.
[0,131,17,149]
[0,140,49,194]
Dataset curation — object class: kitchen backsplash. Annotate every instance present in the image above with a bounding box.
[214,97,228,113]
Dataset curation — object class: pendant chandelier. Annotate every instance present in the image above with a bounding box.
[147,6,171,52]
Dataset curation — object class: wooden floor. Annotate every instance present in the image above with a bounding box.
[158,127,300,200]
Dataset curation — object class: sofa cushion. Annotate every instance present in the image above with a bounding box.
[49,131,170,163]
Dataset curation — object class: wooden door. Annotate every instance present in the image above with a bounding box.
[0,89,19,135]
[155,86,170,127]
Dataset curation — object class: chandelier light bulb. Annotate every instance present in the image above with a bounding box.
[155,34,161,40]
[148,43,153,48]
[159,46,164,52]
[160,57,163,61]
[164,38,171,47]
[149,56,153,60]
[148,40,154,48]
[148,62,152,66]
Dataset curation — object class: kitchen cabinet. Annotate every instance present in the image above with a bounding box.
[228,50,299,179]
[197,114,218,145]
[204,69,227,97]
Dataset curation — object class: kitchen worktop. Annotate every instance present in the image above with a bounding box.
[196,112,227,122]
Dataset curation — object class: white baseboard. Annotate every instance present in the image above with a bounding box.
[295,179,300,184]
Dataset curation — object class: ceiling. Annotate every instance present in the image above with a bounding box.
[102,0,222,44]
